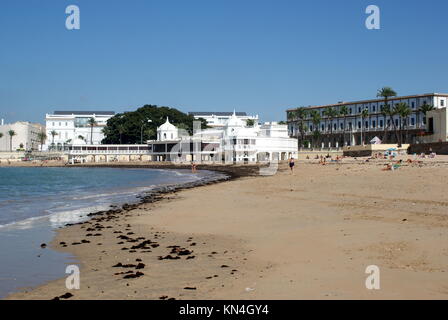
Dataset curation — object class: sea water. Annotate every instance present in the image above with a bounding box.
[0,167,220,298]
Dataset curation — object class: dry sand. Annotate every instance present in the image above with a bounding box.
[6,156,448,300]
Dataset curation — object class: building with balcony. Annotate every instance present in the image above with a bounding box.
[149,113,297,163]
[44,111,115,150]
[286,93,448,148]
[66,113,298,164]
[188,111,259,128]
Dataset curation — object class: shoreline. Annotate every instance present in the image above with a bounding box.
[5,158,448,299]
[3,164,263,300]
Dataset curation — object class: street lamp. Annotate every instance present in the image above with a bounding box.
[140,119,152,144]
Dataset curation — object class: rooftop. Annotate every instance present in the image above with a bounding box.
[189,112,248,117]
[286,93,448,112]
[52,111,116,116]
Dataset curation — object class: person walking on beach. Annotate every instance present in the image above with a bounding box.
[288,157,295,175]
[191,161,197,173]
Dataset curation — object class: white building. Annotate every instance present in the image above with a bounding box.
[157,117,179,141]
[44,111,115,149]
[286,93,448,147]
[65,112,298,164]
[189,111,259,128]
[150,112,298,163]
[0,120,44,152]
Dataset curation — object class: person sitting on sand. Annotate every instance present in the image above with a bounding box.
[288,157,295,175]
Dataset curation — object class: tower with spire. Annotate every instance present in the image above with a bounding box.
[157,117,178,141]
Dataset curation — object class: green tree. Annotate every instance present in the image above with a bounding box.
[360,109,369,145]
[291,107,309,148]
[246,119,255,127]
[377,87,397,142]
[102,105,207,144]
[8,130,16,151]
[87,117,97,144]
[310,110,321,148]
[339,106,349,146]
[389,104,401,145]
[395,102,411,146]
[49,130,58,150]
[419,102,435,126]
[380,104,391,143]
[37,131,47,151]
[323,107,338,147]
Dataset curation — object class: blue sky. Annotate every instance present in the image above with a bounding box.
[1,0,447,123]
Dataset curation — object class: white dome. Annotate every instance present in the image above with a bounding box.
[225,111,245,127]
[157,117,177,131]
[157,117,179,141]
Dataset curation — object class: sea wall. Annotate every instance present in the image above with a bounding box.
[343,144,410,157]
[0,151,26,161]
[408,142,448,155]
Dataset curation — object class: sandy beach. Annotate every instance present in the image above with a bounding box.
[6,156,448,300]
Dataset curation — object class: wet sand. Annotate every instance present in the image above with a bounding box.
[6,157,448,300]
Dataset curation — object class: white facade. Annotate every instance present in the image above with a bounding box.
[44,111,115,149]
[189,111,259,128]
[287,93,448,147]
[157,117,179,141]
[421,107,448,143]
[150,112,298,163]
[0,121,44,152]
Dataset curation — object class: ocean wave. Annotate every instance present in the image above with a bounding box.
[0,169,227,231]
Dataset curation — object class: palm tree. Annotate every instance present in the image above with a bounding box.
[395,102,411,146]
[360,109,369,145]
[310,110,321,148]
[50,130,58,146]
[245,119,255,127]
[295,108,308,148]
[87,117,97,144]
[8,130,16,151]
[417,102,434,143]
[339,106,349,146]
[288,108,309,148]
[37,131,47,151]
[419,102,435,126]
[78,135,85,142]
[380,104,391,143]
[389,104,402,145]
[377,87,397,142]
[323,107,338,147]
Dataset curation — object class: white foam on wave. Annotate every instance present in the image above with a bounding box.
[0,169,226,231]
[0,214,49,231]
